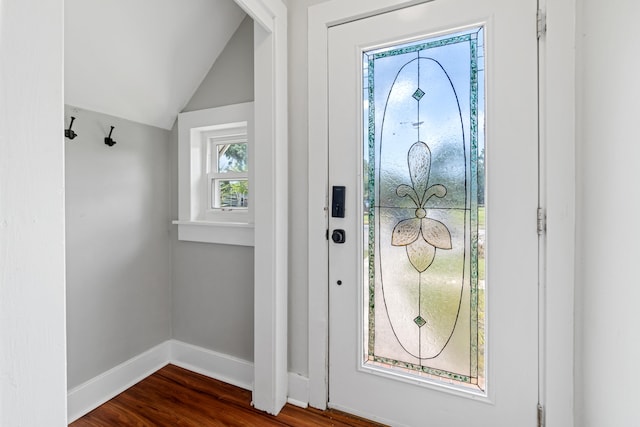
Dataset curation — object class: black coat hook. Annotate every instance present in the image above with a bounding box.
[105,126,116,147]
[65,116,78,140]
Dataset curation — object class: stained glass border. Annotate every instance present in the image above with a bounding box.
[364,27,483,389]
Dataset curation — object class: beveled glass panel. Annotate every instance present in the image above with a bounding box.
[217,143,248,173]
[363,27,485,391]
[213,179,249,208]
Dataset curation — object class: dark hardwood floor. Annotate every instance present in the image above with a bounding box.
[71,364,385,426]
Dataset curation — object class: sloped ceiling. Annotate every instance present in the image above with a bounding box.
[65,0,246,130]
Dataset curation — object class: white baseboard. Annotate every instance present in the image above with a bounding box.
[169,339,253,391]
[67,341,171,423]
[67,340,311,421]
[287,372,309,408]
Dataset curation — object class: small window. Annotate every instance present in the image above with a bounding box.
[175,102,254,246]
[206,133,249,210]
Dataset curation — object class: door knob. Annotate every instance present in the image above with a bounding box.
[332,229,346,244]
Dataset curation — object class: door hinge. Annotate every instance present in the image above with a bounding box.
[537,207,546,235]
[537,9,547,39]
[537,403,545,427]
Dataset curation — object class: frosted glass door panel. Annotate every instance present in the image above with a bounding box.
[364,28,485,390]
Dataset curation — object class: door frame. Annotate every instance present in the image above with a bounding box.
[307,0,576,424]
[234,0,290,416]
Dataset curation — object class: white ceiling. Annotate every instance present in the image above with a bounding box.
[65,0,246,130]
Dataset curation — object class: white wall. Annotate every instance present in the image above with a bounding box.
[171,240,255,360]
[65,106,173,389]
[171,16,256,362]
[0,0,67,424]
[575,1,640,425]
[182,15,254,113]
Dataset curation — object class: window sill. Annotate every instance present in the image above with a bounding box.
[172,220,254,247]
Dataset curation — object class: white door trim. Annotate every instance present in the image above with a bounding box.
[236,0,289,415]
[536,0,576,425]
[308,1,575,424]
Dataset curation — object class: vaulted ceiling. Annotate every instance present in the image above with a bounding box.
[65,0,246,130]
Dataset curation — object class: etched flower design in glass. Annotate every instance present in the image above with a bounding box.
[391,141,452,273]
[364,27,485,389]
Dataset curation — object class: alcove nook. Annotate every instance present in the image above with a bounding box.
[64,0,288,420]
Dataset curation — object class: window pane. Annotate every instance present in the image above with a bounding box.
[217,143,248,173]
[363,27,485,391]
[213,179,249,208]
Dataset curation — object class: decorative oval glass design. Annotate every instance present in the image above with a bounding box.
[364,27,485,391]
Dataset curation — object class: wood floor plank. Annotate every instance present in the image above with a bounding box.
[70,365,385,427]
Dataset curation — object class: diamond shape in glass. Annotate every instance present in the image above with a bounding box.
[412,88,425,101]
[414,315,426,328]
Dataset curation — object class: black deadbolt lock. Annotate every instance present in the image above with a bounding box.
[332,229,346,244]
[332,186,346,218]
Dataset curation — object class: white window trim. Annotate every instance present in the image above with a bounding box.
[172,219,254,246]
[174,102,254,246]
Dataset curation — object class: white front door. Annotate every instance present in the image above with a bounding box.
[328,1,539,426]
